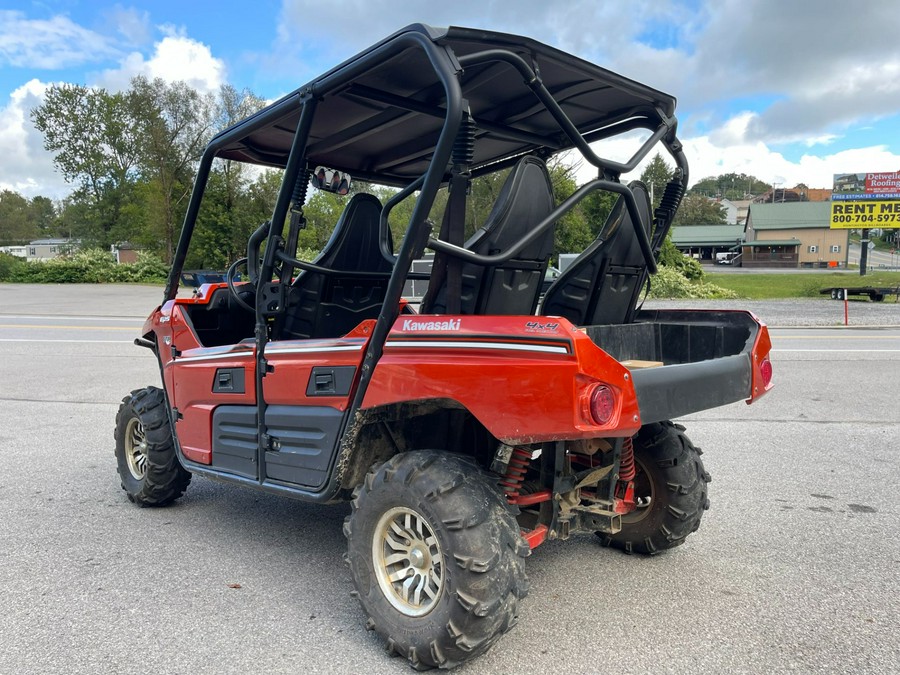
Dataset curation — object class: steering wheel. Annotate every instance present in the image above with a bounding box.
[226,257,255,313]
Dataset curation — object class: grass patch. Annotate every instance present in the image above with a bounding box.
[704,271,900,300]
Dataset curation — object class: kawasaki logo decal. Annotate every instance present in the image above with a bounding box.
[401,319,461,331]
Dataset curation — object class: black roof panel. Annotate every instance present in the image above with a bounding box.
[214,24,677,185]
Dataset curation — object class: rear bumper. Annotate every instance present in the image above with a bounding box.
[629,353,750,423]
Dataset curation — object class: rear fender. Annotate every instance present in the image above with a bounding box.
[362,315,641,445]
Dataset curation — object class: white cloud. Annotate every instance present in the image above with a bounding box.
[0,10,120,69]
[568,112,900,196]
[683,135,900,191]
[95,29,226,94]
[708,112,756,148]
[107,6,152,45]
[0,79,69,198]
[274,0,675,75]
[804,135,839,148]
[0,23,226,200]
[274,0,900,150]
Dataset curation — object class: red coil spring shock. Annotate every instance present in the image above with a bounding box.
[500,447,531,499]
[619,436,636,482]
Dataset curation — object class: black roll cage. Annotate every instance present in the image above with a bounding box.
[161,24,689,502]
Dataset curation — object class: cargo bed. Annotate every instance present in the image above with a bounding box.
[586,310,767,423]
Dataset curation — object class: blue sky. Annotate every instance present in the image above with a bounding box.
[2,0,899,199]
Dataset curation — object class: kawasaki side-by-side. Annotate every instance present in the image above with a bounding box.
[115,24,773,670]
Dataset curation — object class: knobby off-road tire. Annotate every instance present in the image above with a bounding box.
[344,451,529,670]
[114,387,191,507]
[599,421,710,555]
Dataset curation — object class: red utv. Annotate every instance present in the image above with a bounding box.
[114,24,773,670]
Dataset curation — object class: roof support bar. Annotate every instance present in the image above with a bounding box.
[456,50,673,176]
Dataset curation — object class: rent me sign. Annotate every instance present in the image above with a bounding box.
[831,171,900,228]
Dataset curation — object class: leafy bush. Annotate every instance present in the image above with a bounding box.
[669,254,704,281]
[648,266,739,299]
[107,252,168,283]
[0,253,24,281]
[296,246,318,263]
[658,238,704,280]
[3,248,168,284]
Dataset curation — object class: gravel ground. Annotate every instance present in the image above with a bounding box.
[643,297,900,327]
[1,283,897,327]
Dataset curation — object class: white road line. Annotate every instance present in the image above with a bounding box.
[771,349,900,353]
[0,338,132,344]
[0,324,137,330]
[774,335,900,339]
[0,314,144,322]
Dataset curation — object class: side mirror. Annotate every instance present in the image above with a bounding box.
[311,166,352,195]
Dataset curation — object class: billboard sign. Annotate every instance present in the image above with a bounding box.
[831,171,900,228]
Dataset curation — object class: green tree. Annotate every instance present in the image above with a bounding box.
[130,76,217,261]
[581,189,617,238]
[690,173,770,200]
[547,160,591,256]
[639,153,674,208]
[29,196,57,238]
[32,84,142,247]
[188,168,284,269]
[208,85,268,236]
[298,189,343,250]
[671,193,727,226]
[0,190,36,244]
[32,78,276,268]
[185,86,270,268]
[637,152,707,278]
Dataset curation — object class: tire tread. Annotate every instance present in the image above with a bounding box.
[345,451,528,670]
[600,421,710,555]
[114,386,190,507]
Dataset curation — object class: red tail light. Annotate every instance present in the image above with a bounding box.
[759,357,773,388]
[747,323,774,404]
[589,384,616,426]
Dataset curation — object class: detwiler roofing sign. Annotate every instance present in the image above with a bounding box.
[830,171,900,228]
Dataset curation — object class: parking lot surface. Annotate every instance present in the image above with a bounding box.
[1,284,898,674]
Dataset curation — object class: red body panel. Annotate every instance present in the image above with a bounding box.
[262,328,371,409]
[143,287,770,462]
[144,296,256,465]
[363,315,641,443]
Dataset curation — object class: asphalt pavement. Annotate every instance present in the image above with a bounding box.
[0,285,898,674]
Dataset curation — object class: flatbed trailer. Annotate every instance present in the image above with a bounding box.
[821,286,898,301]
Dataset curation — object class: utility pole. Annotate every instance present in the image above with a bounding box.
[859,228,869,276]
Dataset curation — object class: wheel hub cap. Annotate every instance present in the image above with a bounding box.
[124,417,148,481]
[409,547,426,568]
[372,506,444,617]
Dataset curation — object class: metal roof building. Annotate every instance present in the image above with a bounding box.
[745,202,848,268]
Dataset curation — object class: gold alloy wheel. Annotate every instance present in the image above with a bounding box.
[372,506,444,617]
[124,417,148,481]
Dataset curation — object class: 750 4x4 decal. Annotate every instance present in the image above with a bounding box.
[524,321,560,333]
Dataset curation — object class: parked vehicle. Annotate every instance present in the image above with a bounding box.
[716,251,740,265]
[115,24,774,671]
